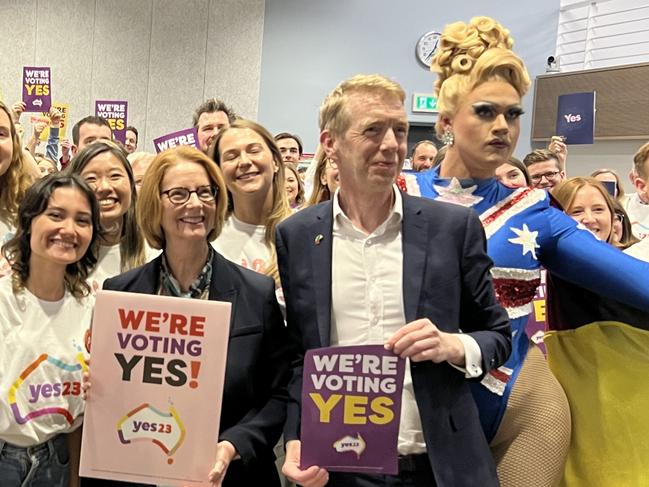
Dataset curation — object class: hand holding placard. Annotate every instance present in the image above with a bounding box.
[80,290,231,485]
[300,345,405,475]
[385,318,465,366]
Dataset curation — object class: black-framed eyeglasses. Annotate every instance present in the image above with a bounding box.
[161,185,217,205]
[530,170,561,183]
[614,212,625,223]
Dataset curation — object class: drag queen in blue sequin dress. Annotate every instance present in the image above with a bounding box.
[398,16,649,487]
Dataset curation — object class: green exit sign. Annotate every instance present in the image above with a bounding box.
[412,93,438,113]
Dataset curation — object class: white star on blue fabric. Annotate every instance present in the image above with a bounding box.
[433,177,484,207]
[508,224,540,260]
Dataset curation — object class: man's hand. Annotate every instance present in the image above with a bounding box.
[282,440,329,487]
[61,138,71,155]
[207,441,237,487]
[385,319,465,367]
[10,101,26,124]
[49,107,62,128]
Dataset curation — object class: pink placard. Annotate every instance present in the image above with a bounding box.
[80,290,231,485]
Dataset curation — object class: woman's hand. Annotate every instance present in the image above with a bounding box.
[10,101,26,123]
[207,440,237,486]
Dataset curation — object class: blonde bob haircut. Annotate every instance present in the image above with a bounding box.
[319,74,406,136]
[552,177,616,244]
[431,16,531,136]
[0,101,33,226]
[137,146,227,250]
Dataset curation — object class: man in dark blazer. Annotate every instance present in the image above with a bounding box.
[277,74,511,487]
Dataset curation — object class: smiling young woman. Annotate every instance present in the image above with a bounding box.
[66,141,147,288]
[0,102,33,247]
[210,120,292,286]
[0,173,101,487]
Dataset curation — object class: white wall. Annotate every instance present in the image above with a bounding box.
[0,0,265,153]
[258,0,561,158]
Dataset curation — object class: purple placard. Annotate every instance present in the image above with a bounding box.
[555,91,596,144]
[153,128,199,154]
[525,269,547,355]
[22,67,51,112]
[300,345,405,475]
[95,100,128,144]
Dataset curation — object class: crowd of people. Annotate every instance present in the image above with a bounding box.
[1,14,649,487]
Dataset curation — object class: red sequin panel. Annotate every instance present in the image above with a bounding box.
[493,277,541,308]
[481,188,533,228]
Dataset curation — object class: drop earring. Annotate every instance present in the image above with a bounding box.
[441,128,455,146]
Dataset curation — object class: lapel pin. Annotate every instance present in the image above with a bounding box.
[315,234,324,245]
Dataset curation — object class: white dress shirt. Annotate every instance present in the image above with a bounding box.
[330,187,483,455]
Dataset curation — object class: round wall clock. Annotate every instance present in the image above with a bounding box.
[416,31,442,68]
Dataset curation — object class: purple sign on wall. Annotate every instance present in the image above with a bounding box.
[153,128,199,153]
[300,345,405,475]
[22,67,51,112]
[95,100,128,144]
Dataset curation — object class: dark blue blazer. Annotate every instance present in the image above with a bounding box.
[276,192,511,487]
[102,251,290,486]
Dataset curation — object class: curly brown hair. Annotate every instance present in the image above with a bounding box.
[2,173,103,298]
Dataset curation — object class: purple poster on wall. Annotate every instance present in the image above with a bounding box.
[95,100,128,144]
[153,128,199,154]
[22,67,51,112]
[300,345,405,475]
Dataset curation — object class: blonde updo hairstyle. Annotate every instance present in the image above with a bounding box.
[432,17,531,136]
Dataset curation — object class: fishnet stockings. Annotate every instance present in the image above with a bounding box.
[490,344,571,487]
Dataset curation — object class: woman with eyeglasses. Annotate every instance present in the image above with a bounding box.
[87,146,290,487]
[400,16,649,487]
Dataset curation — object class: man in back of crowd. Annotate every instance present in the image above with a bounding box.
[275,132,303,164]
[59,116,113,168]
[192,98,237,153]
[410,140,438,172]
[127,151,155,194]
[523,148,565,189]
[124,126,138,154]
[624,141,649,239]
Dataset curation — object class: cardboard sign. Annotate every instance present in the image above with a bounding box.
[556,91,596,144]
[95,100,128,144]
[23,66,51,112]
[525,269,547,355]
[80,291,231,485]
[300,345,405,475]
[37,102,70,142]
[153,128,199,153]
